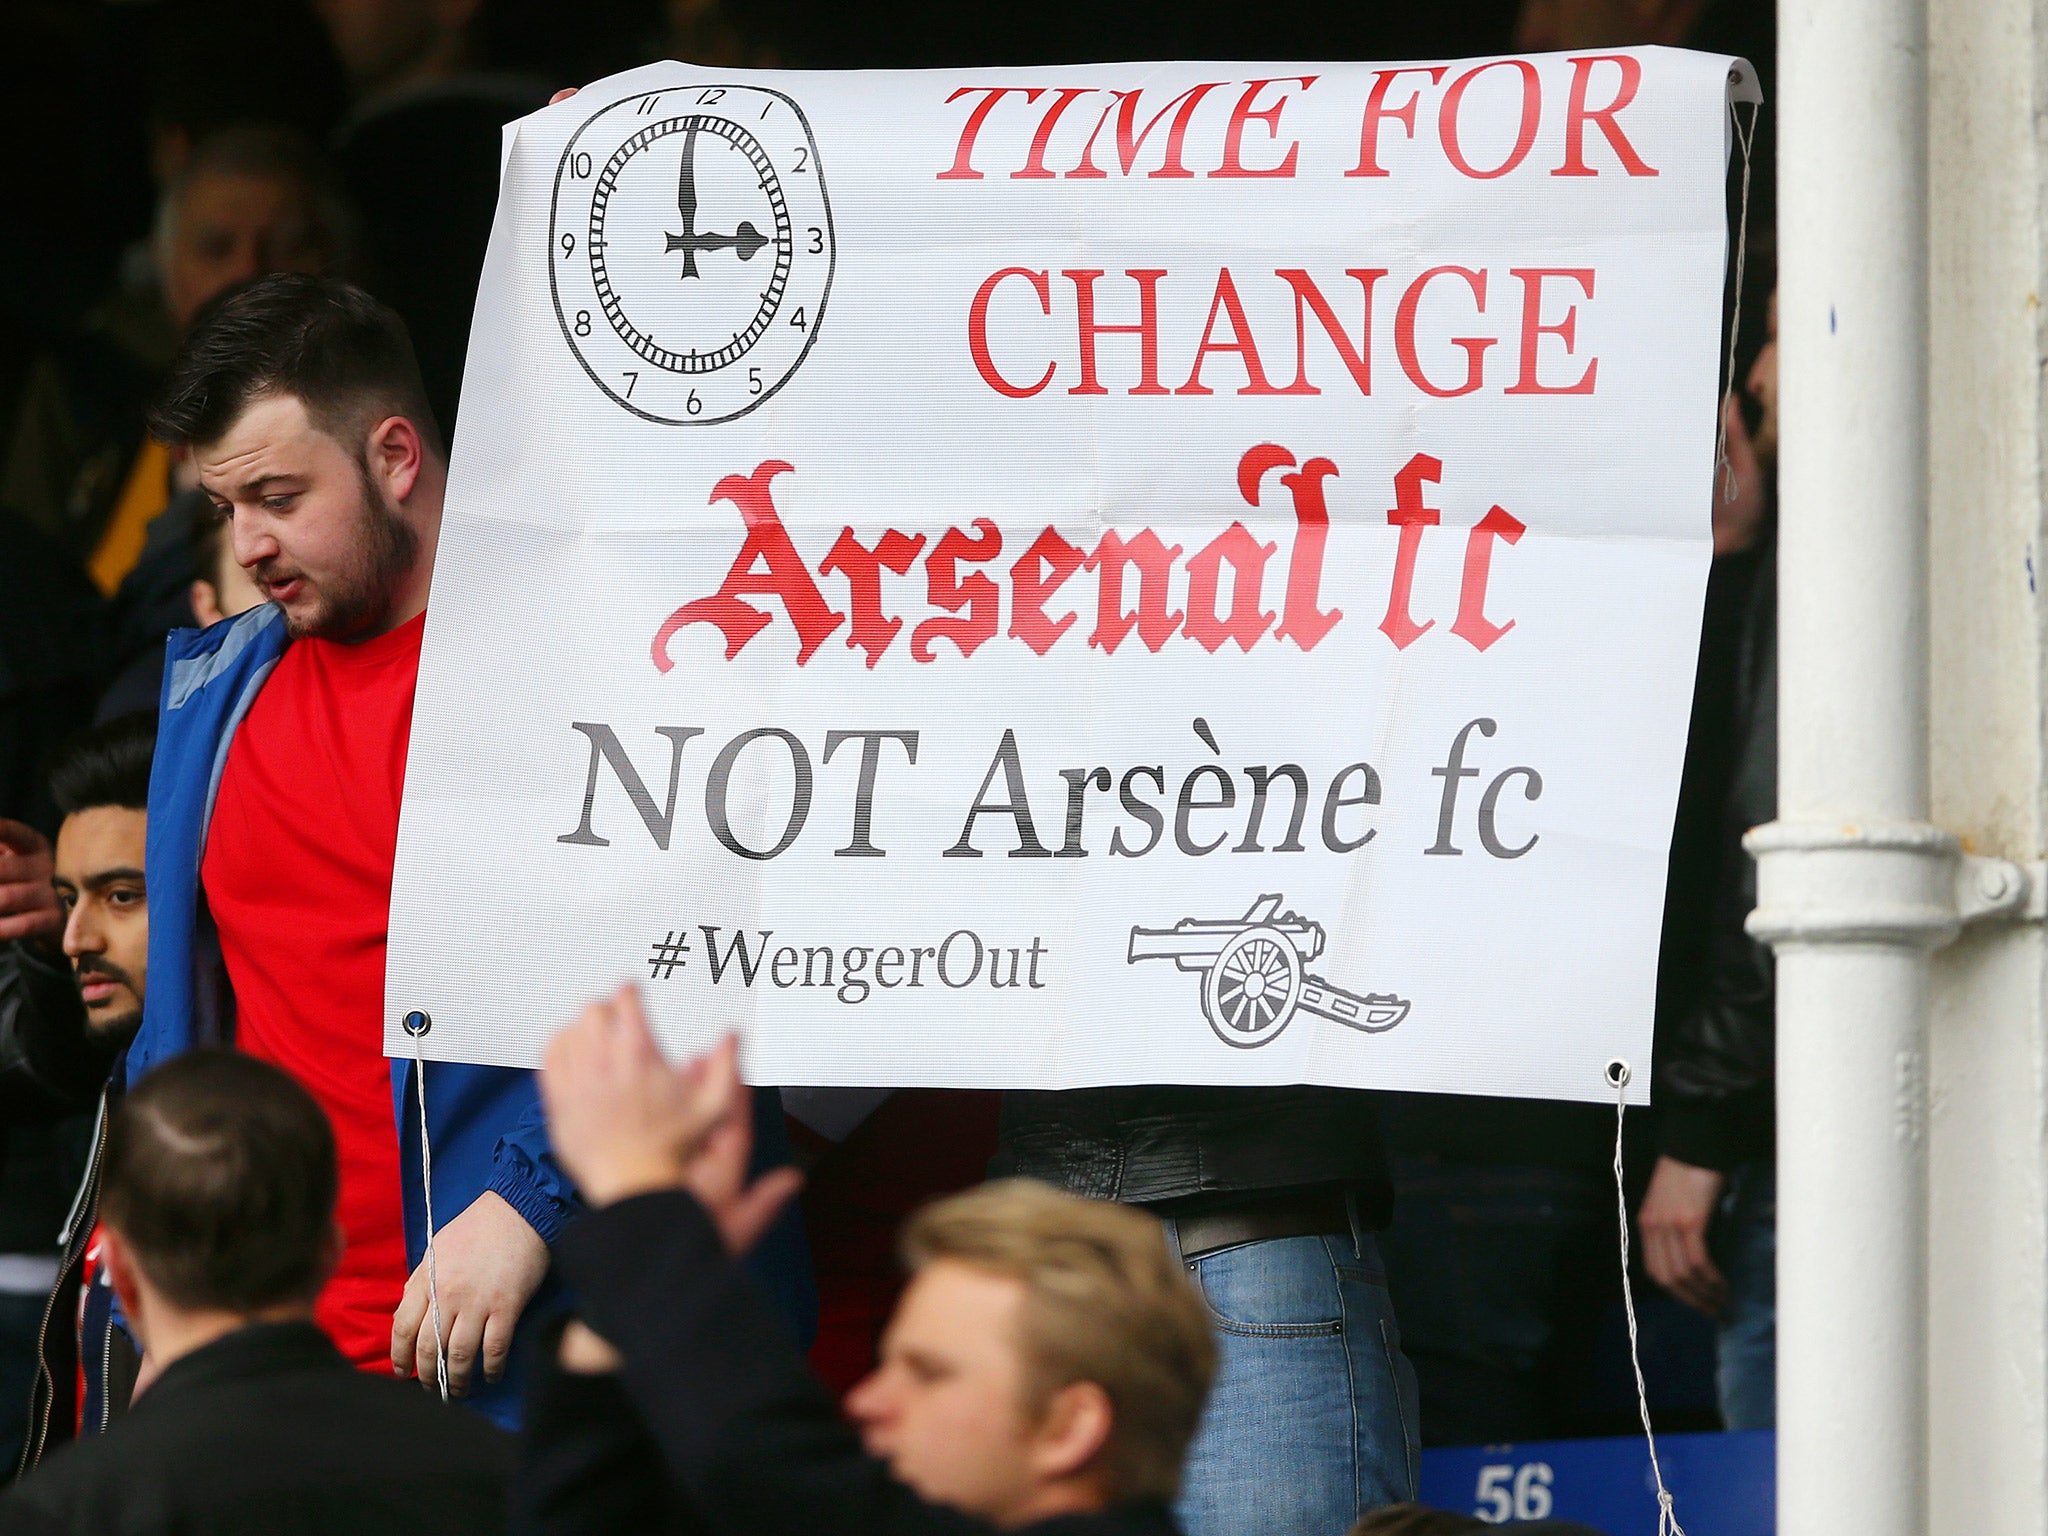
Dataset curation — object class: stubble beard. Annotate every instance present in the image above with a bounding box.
[74,962,143,1047]
[280,466,421,641]
[88,1005,143,1047]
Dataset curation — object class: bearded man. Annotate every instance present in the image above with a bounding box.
[1,713,157,1470]
[136,274,811,1425]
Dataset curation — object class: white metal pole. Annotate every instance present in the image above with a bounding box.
[1753,0,1934,1533]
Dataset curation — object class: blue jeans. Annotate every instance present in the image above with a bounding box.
[1714,1162,1775,1431]
[1170,1226,1420,1536]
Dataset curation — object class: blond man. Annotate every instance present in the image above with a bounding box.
[529,986,1216,1535]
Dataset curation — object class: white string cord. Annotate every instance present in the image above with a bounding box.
[1610,1061,1687,1536]
[1713,93,1761,507]
[407,1022,450,1403]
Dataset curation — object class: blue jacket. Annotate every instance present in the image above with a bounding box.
[137,605,813,1428]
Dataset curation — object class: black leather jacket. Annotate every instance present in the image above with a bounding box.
[993,1086,1393,1228]
[2,941,130,1476]
[0,941,108,1124]
[0,941,108,1268]
[1655,542,1776,1174]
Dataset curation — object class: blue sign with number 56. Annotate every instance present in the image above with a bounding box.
[1419,1430,1773,1533]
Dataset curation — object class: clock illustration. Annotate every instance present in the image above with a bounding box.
[549,85,835,424]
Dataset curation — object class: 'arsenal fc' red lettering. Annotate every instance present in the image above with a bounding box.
[653,448,1524,670]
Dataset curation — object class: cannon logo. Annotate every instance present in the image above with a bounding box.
[1128,894,1409,1049]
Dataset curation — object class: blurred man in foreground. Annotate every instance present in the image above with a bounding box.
[524,985,1214,1535]
[0,1051,510,1533]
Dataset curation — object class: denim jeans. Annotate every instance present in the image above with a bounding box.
[1714,1161,1775,1431]
[1170,1226,1420,1536]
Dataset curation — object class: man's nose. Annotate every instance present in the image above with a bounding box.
[844,1369,892,1429]
[63,902,102,960]
[231,516,278,569]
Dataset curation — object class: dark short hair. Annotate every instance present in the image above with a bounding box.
[49,713,156,818]
[147,273,442,455]
[101,1051,338,1312]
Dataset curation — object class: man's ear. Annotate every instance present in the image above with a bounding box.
[190,579,226,629]
[1027,1379,1116,1485]
[365,415,428,507]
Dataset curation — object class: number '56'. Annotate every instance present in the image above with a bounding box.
[1473,1461,1553,1523]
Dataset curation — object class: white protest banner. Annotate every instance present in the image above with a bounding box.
[388,50,1758,1103]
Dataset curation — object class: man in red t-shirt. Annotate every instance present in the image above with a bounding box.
[143,275,554,1400]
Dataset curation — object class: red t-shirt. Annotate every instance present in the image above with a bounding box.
[202,612,425,1371]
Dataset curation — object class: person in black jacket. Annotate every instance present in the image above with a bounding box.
[1639,290,1780,1432]
[0,913,110,1123]
[0,905,101,1482]
[2,713,159,1476]
[523,984,1216,1536]
[1,714,157,1478]
[0,1049,511,1535]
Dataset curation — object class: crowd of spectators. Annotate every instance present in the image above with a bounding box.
[0,1,1780,1532]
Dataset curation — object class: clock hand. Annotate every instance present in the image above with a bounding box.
[669,122,701,279]
[665,222,770,265]
[662,121,772,274]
